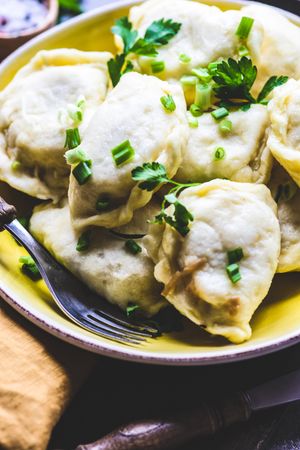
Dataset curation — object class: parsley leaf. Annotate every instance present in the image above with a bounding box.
[257,75,289,103]
[112,17,138,54]
[131,162,169,191]
[130,38,158,57]
[153,193,194,236]
[212,57,257,103]
[58,0,82,13]
[144,19,181,45]
[107,54,126,87]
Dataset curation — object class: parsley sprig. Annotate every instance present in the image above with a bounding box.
[132,162,198,236]
[108,17,181,86]
[212,57,288,107]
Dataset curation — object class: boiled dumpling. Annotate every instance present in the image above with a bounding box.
[30,200,165,316]
[242,4,300,92]
[144,180,280,343]
[68,72,188,231]
[0,49,112,200]
[269,163,300,273]
[123,0,263,81]
[267,79,300,186]
[176,104,271,183]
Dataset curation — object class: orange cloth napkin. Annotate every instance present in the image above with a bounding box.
[0,299,96,450]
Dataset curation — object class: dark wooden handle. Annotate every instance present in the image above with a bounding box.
[0,196,17,229]
[76,392,251,450]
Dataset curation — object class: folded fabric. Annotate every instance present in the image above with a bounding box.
[0,299,96,450]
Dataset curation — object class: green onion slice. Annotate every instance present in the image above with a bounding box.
[211,107,229,120]
[64,128,81,149]
[19,256,41,281]
[226,263,241,284]
[227,247,244,264]
[111,140,135,167]
[65,147,89,165]
[219,119,232,133]
[238,44,249,57]
[96,197,110,212]
[194,83,212,111]
[11,160,21,171]
[72,160,92,185]
[236,16,254,40]
[126,303,140,317]
[214,147,225,161]
[76,231,90,252]
[151,60,165,73]
[125,239,142,255]
[187,112,198,128]
[180,75,198,86]
[190,103,202,117]
[191,67,211,82]
[160,94,176,112]
[179,53,191,63]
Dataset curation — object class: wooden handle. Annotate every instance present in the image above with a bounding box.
[0,196,17,229]
[76,392,251,450]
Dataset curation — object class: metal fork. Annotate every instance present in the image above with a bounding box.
[0,196,160,345]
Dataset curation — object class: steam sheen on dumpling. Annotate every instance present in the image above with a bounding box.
[0,49,112,200]
[144,180,280,343]
[68,72,188,231]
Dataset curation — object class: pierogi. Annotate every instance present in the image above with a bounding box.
[0,49,112,200]
[176,104,271,183]
[267,79,300,187]
[144,180,280,343]
[122,0,263,81]
[30,200,165,316]
[269,163,300,273]
[68,72,188,231]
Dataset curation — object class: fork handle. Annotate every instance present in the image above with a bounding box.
[76,392,251,450]
[0,196,17,228]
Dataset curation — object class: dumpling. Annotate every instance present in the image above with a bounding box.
[176,104,272,183]
[267,79,300,186]
[269,163,300,273]
[242,5,300,92]
[68,71,188,231]
[30,200,165,316]
[144,180,280,343]
[122,0,263,81]
[0,49,112,201]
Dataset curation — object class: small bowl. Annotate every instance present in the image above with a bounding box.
[0,0,58,61]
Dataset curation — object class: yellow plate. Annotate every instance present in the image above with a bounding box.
[0,0,300,366]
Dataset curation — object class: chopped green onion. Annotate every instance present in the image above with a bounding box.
[214,147,226,161]
[194,83,212,111]
[126,303,140,317]
[238,44,249,57]
[208,61,219,75]
[180,75,198,86]
[151,60,165,73]
[11,160,21,171]
[189,103,202,117]
[125,239,142,255]
[96,197,110,211]
[76,231,90,252]
[191,67,211,82]
[65,147,89,165]
[18,217,29,229]
[211,107,229,120]
[236,16,254,40]
[111,140,135,167]
[19,256,41,281]
[187,112,198,128]
[72,160,92,185]
[226,263,241,284]
[179,53,191,63]
[64,128,81,149]
[227,247,244,264]
[160,94,176,112]
[219,119,232,133]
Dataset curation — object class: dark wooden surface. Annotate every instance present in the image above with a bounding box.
[41,0,300,448]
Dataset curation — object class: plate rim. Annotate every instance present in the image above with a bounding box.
[0,0,300,366]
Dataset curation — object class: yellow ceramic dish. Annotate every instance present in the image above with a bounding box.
[0,0,300,366]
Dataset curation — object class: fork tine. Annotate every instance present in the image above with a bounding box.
[81,317,145,345]
[85,313,146,342]
[90,309,159,338]
[93,309,161,337]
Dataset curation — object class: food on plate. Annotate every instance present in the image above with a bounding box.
[267,79,300,186]
[30,200,166,316]
[68,71,188,231]
[0,49,112,200]
[117,0,263,82]
[242,4,300,92]
[144,180,281,343]
[176,104,271,183]
[269,163,300,273]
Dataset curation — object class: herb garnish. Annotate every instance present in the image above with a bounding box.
[132,162,198,236]
[108,17,181,86]
[19,256,41,281]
